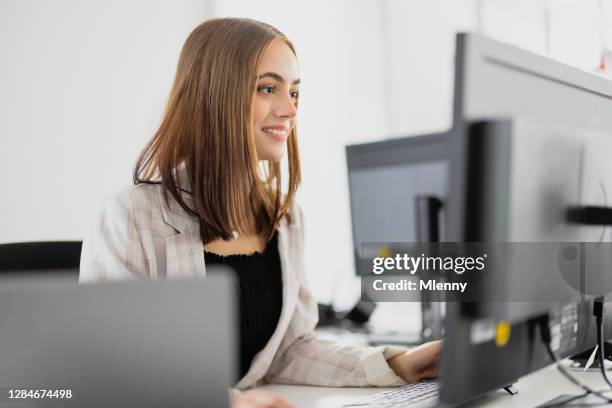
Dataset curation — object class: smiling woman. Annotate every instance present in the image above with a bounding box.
[79,17,441,408]
[253,43,301,162]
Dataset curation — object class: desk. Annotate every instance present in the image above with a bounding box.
[258,362,612,407]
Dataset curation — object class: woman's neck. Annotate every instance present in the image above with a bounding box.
[203,231,267,256]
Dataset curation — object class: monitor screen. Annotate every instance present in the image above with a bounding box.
[346,133,450,275]
[348,160,448,244]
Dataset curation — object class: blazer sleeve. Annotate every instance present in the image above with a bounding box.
[264,203,409,387]
[79,191,150,282]
[80,190,244,401]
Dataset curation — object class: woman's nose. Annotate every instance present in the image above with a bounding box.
[275,94,297,119]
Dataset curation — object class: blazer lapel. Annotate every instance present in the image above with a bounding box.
[157,186,206,279]
[235,216,300,388]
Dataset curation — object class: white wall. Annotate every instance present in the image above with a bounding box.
[548,0,601,71]
[383,0,478,136]
[480,0,549,54]
[0,0,209,242]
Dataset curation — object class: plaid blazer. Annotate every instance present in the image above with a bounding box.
[79,182,407,389]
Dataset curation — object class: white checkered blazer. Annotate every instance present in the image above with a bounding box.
[79,182,407,389]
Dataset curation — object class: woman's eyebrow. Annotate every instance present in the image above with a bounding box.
[258,72,301,85]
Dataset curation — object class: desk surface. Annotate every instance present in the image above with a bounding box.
[259,362,612,407]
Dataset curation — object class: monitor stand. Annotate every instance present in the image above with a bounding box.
[536,393,603,407]
[416,195,444,342]
[569,342,612,369]
[502,384,518,395]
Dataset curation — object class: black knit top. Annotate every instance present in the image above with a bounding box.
[203,232,283,379]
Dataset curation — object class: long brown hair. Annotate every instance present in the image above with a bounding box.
[134,18,301,245]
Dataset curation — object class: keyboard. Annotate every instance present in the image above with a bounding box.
[343,380,439,408]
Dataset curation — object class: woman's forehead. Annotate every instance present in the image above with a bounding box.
[258,40,300,82]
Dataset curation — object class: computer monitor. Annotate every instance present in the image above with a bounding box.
[348,32,612,406]
[446,32,612,243]
[346,132,450,272]
[437,32,612,406]
[346,132,450,342]
[439,118,612,406]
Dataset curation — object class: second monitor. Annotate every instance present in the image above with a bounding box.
[346,131,450,342]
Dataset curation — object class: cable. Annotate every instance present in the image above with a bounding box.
[594,298,612,390]
[536,391,590,408]
[542,298,612,407]
[537,315,612,404]
[538,387,612,408]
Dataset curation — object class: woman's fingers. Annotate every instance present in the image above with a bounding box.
[267,394,296,408]
[413,341,442,381]
[410,340,443,372]
[387,340,444,383]
[417,364,439,381]
[419,340,443,357]
[233,389,296,408]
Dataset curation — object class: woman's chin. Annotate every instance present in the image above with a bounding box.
[259,149,286,163]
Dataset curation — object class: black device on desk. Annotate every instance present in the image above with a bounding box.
[0,240,82,283]
[344,32,612,408]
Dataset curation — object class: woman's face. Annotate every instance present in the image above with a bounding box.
[252,39,300,162]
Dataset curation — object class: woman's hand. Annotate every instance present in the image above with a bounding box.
[232,389,296,408]
[387,340,442,384]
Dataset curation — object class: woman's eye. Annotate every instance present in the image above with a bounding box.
[257,85,275,94]
[290,90,300,100]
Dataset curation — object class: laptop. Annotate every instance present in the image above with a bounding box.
[0,271,237,407]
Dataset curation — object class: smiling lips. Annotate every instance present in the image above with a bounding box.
[262,126,290,142]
